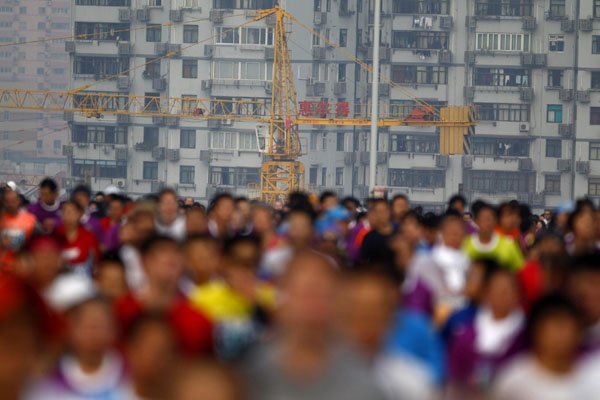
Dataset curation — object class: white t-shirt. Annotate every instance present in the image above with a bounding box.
[492,355,583,400]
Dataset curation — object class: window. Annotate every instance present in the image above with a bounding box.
[322,133,327,150]
[75,0,131,5]
[335,167,344,186]
[548,69,563,88]
[39,7,46,14]
[321,167,327,185]
[242,27,274,46]
[389,169,445,188]
[549,0,565,17]
[215,27,240,44]
[53,140,61,151]
[592,71,600,89]
[180,129,195,148]
[593,36,600,54]
[476,103,530,122]
[336,132,344,151]
[211,132,235,149]
[467,170,535,193]
[72,125,127,144]
[590,142,600,160]
[475,0,532,16]
[391,65,447,84]
[313,29,321,46]
[143,161,158,180]
[546,139,561,158]
[309,167,318,185]
[549,35,565,52]
[73,159,127,178]
[182,59,198,79]
[180,166,195,184]
[591,107,600,125]
[182,94,197,115]
[392,0,449,14]
[476,33,530,52]
[589,178,600,197]
[145,58,160,78]
[390,134,439,153]
[74,56,130,76]
[38,22,46,30]
[239,132,257,150]
[547,105,563,123]
[36,68,44,75]
[241,62,261,80]
[209,167,233,185]
[75,22,131,41]
[213,0,275,9]
[392,31,449,49]
[310,133,317,150]
[36,140,43,150]
[19,7,25,13]
[214,61,237,79]
[143,127,159,147]
[145,92,160,112]
[338,64,346,82]
[339,29,347,48]
[473,138,530,157]
[474,67,530,87]
[183,25,198,43]
[595,0,600,18]
[146,24,161,42]
[236,168,259,186]
[545,175,561,194]
[50,23,69,30]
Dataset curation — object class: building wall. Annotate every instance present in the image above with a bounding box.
[0,0,69,182]
[66,0,600,209]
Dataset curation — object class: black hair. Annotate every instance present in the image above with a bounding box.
[108,194,126,205]
[319,190,337,204]
[391,194,409,204]
[184,233,221,250]
[158,187,178,201]
[100,251,125,268]
[497,201,520,218]
[40,178,58,192]
[441,210,464,226]
[341,196,360,209]
[575,198,595,212]
[125,312,174,344]
[72,184,91,198]
[287,206,316,223]
[287,192,315,219]
[139,235,179,257]
[234,196,249,204]
[61,199,83,213]
[472,258,503,287]
[571,253,600,276]
[368,197,389,210]
[401,209,423,225]
[472,200,496,220]
[223,234,261,254]
[527,294,582,340]
[448,194,466,208]
[208,192,234,214]
[567,206,591,232]
[422,212,440,229]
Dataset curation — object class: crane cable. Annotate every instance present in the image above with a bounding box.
[0,11,251,48]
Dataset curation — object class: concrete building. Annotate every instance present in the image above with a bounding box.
[0,0,69,190]
[65,0,600,209]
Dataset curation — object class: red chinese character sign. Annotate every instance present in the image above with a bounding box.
[297,101,351,118]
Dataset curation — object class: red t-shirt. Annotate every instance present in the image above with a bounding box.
[114,292,214,356]
[56,225,101,267]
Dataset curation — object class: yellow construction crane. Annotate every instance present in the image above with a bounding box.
[0,6,477,203]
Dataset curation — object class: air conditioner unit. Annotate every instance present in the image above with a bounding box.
[199,150,211,161]
[557,159,571,172]
[204,45,214,57]
[519,158,534,171]
[116,179,126,188]
[559,124,573,138]
[201,80,212,91]
[265,81,273,93]
[519,123,530,133]
[314,12,326,25]
[462,155,473,169]
[576,161,590,175]
[221,119,233,126]
[436,154,450,168]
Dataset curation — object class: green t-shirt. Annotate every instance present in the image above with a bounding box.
[463,233,524,271]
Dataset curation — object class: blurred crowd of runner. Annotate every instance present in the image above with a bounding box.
[0,178,599,399]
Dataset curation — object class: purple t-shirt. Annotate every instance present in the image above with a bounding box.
[27,201,61,233]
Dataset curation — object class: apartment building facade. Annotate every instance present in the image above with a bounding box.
[65,0,600,209]
[0,0,69,187]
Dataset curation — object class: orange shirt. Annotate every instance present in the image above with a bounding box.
[0,210,37,271]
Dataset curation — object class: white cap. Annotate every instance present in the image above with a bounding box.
[103,184,122,196]
[45,273,97,311]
